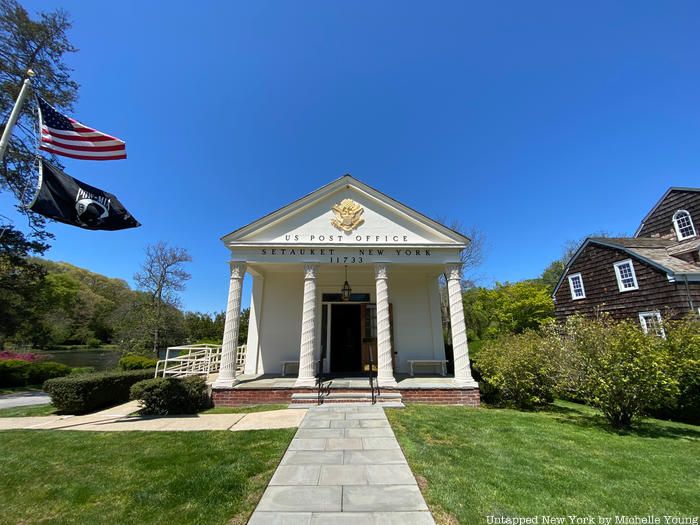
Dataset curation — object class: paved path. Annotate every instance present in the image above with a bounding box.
[0,405,306,432]
[249,405,434,525]
[0,391,50,409]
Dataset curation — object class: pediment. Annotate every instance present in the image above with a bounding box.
[222,176,467,247]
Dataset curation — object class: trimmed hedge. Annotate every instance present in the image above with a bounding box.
[118,353,158,370]
[130,376,210,415]
[0,359,72,387]
[44,369,156,414]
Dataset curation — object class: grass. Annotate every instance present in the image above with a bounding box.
[201,404,289,414]
[0,403,56,417]
[387,401,700,525]
[0,428,294,525]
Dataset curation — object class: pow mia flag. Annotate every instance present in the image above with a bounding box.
[29,160,140,231]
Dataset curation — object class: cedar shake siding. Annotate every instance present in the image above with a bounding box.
[636,188,700,240]
[554,243,698,322]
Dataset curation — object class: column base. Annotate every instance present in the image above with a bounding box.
[294,377,317,388]
[212,377,240,389]
[453,378,479,388]
[378,375,398,387]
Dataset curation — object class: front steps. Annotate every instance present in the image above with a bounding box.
[289,391,404,408]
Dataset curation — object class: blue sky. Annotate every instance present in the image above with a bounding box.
[7,0,700,312]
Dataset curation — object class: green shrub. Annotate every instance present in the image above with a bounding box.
[130,376,210,415]
[119,353,158,370]
[0,359,72,387]
[557,316,678,428]
[70,366,97,375]
[652,317,700,424]
[473,331,558,408]
[86,338,102,348]
[44,369,155,414]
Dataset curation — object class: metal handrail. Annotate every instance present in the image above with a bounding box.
[154,344,246,378]
[367,348,378,404]
[317,354,325,405]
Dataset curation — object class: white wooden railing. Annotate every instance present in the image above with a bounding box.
[154,344,246,378]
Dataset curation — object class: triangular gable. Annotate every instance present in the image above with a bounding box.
[634,187,700,237]
[222,175,468,247]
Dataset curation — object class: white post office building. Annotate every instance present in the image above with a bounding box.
[211,175,480,407]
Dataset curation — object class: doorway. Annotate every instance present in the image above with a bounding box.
[329,304,362,374]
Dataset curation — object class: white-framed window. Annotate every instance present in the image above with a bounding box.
[672,210,696,240]
[639,311,665,337]
[613,259,639,292]
[567,273,586,300]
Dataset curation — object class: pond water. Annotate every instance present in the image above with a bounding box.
[35,348,122,371]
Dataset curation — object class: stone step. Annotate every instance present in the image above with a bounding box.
[289,391,403,408]
[288,401,405,409]
[292,392,402,400]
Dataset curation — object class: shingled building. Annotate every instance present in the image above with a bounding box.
[553,188,700,334]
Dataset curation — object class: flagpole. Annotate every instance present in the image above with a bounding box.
[0,69,35,164]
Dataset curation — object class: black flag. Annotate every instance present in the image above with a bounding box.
[29,160,140,231]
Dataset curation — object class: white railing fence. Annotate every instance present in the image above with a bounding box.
[155,344,247,378]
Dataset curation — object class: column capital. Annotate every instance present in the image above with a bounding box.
[303,263,319,280]
[444,263,462,281]
[374,263,390,280]
[229,261,247,279]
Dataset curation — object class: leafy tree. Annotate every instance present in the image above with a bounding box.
[461,281,555,340]
[0,1,78,348]
[238,308,249,346]
[1,0,78,257]
[182,308,248,346]
[134,242,192,353]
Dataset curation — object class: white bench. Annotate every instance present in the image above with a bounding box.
[408,359,448,377]
[281,361,299,377]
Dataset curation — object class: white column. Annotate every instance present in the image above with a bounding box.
[375,263,397,387]
[295,264,318,387]
[213,262,246,388]
[445,263,478,387]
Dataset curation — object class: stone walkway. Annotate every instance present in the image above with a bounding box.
[0,403,306,432]
[249,405,434,525]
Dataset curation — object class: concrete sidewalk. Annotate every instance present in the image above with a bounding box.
[249,405,435,525]
[0,403,306,432]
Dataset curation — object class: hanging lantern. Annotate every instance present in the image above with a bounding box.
[341,265,352,301]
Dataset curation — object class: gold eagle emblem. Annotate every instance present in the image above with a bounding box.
[330,199,364,232]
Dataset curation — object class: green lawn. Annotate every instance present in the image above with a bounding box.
[387,401,700,525]
[0,403,56,417]
[0,429,294,525]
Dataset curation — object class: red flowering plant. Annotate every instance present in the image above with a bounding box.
[0,351,45,362]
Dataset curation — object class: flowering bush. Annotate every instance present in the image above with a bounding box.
[0,351,44,362]
[555,316,678,428]
[473,330,558,408]
[653,316,700,424]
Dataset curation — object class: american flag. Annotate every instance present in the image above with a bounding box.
[36,96,127,161]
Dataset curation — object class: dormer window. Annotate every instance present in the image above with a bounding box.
[567,273,586,300]
[613,259,639,292]
[673,210,696,240]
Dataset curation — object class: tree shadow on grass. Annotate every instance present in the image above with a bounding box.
[545,405,700,441]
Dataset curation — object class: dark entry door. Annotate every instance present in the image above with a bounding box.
[330,304,362,374]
